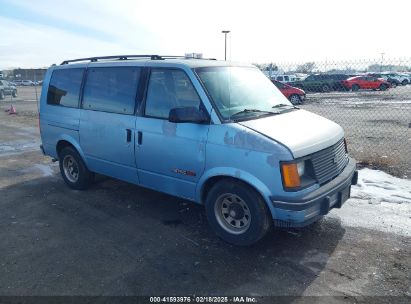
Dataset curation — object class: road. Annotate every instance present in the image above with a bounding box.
[0,87,410,300]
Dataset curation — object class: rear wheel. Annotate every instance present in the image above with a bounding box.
[289,94,301,105]
[379,84,387,91]
[351,84,360,92]
[205,180,272,246]
[321,84,331,92]
[59,146,93,190]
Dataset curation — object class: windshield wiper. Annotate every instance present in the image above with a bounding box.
[271,103,298,109]
[231,108,279,118]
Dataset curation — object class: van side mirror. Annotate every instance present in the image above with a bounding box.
[168,107,209,124]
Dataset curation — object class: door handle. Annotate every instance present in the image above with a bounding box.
[137,131,143,145]
[126,129,132,142]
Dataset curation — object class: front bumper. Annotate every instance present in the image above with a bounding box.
[270,157,358,228]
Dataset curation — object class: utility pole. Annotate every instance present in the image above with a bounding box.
[221,30,230,61]
[380,52,385,72]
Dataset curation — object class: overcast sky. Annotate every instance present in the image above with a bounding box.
[0,0,410,69]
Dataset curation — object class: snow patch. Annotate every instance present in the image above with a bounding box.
[328,168,411,236]
[351,168,411,204]
[21,164,56,177]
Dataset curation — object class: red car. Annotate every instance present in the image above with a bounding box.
[342,76,391,91]
[272,80,306,104]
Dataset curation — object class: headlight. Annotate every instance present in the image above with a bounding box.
[281,159,315,191]
[296,161,305,176]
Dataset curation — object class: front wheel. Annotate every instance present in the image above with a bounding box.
[289,94,301,105]
[351,84,360,92]
[59,146,93,190]
[205,180,272,246]
[379,84,388,91]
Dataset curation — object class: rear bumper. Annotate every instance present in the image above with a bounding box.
[270,157,358,227]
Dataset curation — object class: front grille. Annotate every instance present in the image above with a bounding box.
[310,138,348,185]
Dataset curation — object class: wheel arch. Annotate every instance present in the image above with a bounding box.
[196,168,276,217]
[55,136,87,165]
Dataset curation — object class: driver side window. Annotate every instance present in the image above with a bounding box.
[144,69,201,119]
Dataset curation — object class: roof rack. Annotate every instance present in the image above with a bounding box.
[60,54,215,65]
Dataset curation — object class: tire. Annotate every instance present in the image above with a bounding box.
[289,94,301,105]
[351,84,360,92]
[12,90,17,98]
[321,84,331,93]
[401,80,408,86]
[379,84,387,91]
[59,146,93,190]
[390,81,397,88]
[205,179,272,246]
[0,90,4,100]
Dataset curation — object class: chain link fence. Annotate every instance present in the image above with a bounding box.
[1,59,411,178]
[258,58,411,178]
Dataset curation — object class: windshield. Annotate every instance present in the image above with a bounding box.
[195,66,293,121]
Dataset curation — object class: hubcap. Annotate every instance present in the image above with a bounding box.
[214,193,251,234]
[290,95,300,104]
[63,155,79,183]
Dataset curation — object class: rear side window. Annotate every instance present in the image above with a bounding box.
[47,68,84,107]
[82,67,140,114]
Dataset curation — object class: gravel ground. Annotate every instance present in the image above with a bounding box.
[0,86,410,301]
[300,87,411,178]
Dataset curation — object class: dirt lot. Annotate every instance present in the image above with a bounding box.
[0,87,410,300]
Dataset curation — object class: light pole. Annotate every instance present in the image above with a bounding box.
[221,30,230,61]
[380,52,385,72]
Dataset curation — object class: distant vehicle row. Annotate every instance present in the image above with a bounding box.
[267,72,411,93]
[289,72,410,92]
[0,80,18,99]
[273,75,402,104]
[8,80,43,86]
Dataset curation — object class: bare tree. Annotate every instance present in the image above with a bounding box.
[296,62,316,73]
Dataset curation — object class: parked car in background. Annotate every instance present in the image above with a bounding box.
[0,80,18,99]
[13,80,34,86]
[367,73,399,87]
[272,80,305,104]
[382,72,408,86]
[290,74,349,92]
[21,80,35,86]
[342,76,390,91]
[270,74,298,83]
[399,73,411,85]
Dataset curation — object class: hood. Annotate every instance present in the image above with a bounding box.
[239,109,344,158]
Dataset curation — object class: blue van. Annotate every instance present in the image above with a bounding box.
[39,55,358,245]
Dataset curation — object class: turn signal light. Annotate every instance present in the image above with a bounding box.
[281,163,301,189]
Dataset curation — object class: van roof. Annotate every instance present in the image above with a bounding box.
[59,55,253,69]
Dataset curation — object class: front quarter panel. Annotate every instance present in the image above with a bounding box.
[196,123,293,215]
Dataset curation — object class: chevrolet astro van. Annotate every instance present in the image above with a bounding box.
[39,55,358,245]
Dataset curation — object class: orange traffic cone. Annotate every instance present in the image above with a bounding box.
[9,105,16,115]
